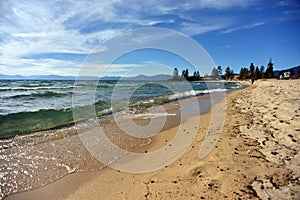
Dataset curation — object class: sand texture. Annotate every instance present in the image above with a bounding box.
[236,80,300,199]
[6,79,300,200]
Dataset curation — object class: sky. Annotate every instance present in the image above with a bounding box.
[0,0,299,76]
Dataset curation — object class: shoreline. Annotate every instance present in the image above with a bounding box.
[2,82,232,199]
[3,83,231,199]
[6,90,224,200]
[0,80,240,139]
[6,80,300,199]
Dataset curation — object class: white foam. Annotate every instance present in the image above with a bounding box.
[169,88,227,100]
[97,107,113,115]
[133,113,176,118]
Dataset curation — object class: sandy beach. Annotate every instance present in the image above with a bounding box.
[6,79,300,200]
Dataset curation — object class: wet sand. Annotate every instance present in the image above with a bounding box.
[6,79,300,199]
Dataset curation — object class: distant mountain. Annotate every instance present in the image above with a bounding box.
[274,65,300,78]
[99,76,120,81]
[0,74,76,80]
[122,74,172,81]
[34,75,75,80]
[0,74,24,80]
[0,74,171,81]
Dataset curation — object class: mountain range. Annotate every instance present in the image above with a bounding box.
[274,65,300,77]
[1,65,298,80]
[0,74,172,81]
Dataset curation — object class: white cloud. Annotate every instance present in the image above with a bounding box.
[244,22,265,29]
[0,65,8,72]
[219,28,238,34]
[0,1,121,58]
[2,58,140,77]
[220,21,265,34]
[78,63,143,76]
[180,22,228,35]
[182,0,256,9]
[0,0,260,75]
[0,57,81,76]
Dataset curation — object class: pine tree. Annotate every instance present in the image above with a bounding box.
[225,67,231,80]
[265,58,274,78]
[249,63,255,78]
[181,70,186,79]
[185,68,189,78]
[239,68,244,80]
[230,69,234,80]
[211,67,219,79]
[260,65,265,79]
[239,67,249,80]
[255,66,260,79]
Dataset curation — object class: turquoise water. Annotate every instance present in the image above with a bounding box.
[0,80,241,138]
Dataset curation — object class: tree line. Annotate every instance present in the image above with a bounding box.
[211,58,275,80]
[172,58,299,81]
[172,67,201,81]
[211,66,234,80]
[239,59,274,80]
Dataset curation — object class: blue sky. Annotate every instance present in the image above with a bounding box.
[0,0,299,76]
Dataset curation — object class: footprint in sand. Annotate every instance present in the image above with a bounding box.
[189,166,206,178]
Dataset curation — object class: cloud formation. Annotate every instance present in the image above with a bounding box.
[0,0,297,75]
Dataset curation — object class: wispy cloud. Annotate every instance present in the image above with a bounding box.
[1,0,293,76]
[0,58,81,76]
[278,9,300,22]
[219,28,238,34]
[79,63,143,76]
[186,0,256,9]
[276,0,300,7]
[244,22,265,29]
[218,44,232,49]
[179,22,229,35]
[220,21,265,34]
